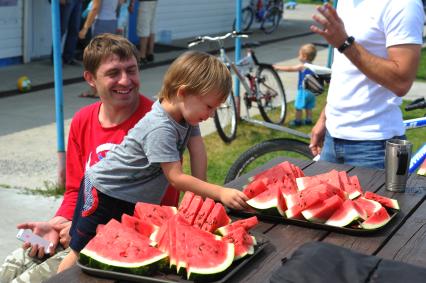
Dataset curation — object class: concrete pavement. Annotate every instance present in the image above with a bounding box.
[0,4,425,263]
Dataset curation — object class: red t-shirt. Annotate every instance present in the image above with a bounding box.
[55,95,179,220]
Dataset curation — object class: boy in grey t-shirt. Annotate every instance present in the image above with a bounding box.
[58,51,250,272]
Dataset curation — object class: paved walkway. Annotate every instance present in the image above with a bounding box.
[0,4,425,263]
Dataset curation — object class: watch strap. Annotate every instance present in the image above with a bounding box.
[337,36,355,53]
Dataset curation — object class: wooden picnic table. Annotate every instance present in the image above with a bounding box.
[46,157,426,283]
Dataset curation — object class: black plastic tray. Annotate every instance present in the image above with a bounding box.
[229,208,398,236]
[77,233,269,283]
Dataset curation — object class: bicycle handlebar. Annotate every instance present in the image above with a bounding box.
[187,32,250,47]
[405,98,426,111]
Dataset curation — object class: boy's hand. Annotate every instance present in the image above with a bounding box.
[220,188,249,211]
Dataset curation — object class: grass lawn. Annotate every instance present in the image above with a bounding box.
[185,48,426,185]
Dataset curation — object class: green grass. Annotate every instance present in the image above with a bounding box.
[417,48,426,81]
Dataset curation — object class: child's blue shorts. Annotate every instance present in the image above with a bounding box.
[294,89,316,110]
[69,176,135,252]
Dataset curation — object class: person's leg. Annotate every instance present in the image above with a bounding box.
[304,92,315,125]
[57,250,78,273]
[10,248,70,283]
[139,37,149,60]
[146,33,155,62]
[63,0,82,63]
[305,109,313,124]
[0,248,40,282]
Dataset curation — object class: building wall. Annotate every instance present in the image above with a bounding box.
[155,0,236,41]
[0,0,22,63]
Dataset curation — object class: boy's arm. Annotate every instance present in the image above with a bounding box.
[273,63,304,72]
[161,161,249,210]
[187,136,207,181]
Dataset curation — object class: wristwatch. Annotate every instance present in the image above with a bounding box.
[337,36,355,53]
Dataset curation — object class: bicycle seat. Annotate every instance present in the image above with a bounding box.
[243,41,261,48]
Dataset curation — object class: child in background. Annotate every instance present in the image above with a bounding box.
[274,43,317,127]
[57,51,249,272]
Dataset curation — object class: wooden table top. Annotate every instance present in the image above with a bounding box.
[45,157,426,283]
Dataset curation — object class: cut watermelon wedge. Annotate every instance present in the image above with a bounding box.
[360,206,391,230]
[301,195,344,223]
[216,216,258,236]
[193,197,215,229]
[247,185,286,216]
[325,199,360,227]
[364,191,399,210]
[222,227,256,260]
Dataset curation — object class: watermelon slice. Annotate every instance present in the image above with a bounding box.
[353,196,382,219]
[360,206,391,230]
[80,219,168,275]
[363,191,399,210]
[338,171,362,199]
[178,191,195,213]
[216,216,258,236]
[247,185,287,216]
[184,226,234,280]
[193,197,215,229]
[180,195,203,225]
[242,179,268,199]
[295,175,320,191]
[325,199,360,227]
[301,195,344,223]
[222,227,257,260]
[121,214,157,238]
[134,202,177,228]
[201,203,231,233]
[418,159,426,175]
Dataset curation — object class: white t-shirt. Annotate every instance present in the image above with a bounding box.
[326,0,424,140]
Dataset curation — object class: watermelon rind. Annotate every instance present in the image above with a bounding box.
[325,200,360,227]
[360,207,391,230]
[79,249,168,276]
[364,191,400,210]
[187,243,234,280]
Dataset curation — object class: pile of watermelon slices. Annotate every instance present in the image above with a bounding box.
[79,192,259,280]
[243,161,399,229]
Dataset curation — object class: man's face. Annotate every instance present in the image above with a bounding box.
[84,54,140,108]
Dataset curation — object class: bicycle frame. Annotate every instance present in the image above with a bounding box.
[404,116,426,173]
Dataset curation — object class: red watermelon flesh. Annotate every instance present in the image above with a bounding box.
[168,217,177,269]
[353,196,382,219]
[181,195,203,225]
[80,219,167,274]
[222,227,256,260]
[285,191,322,219]
[184,225,234,279]
[418,159,426,175]
[201,203,231,233]
[301,195,344,223]
[299,183,346,202]
[339,171,361,199]
[360,206,391,230]
[280,178,298,197]
[242,179,268,199]
[121,214,157,238]
[216,216,258,236]
[349,175,363,194]
[193,197,215,229]
[316,170,342,191]
[134,202,177,228]
[325,199,360,227]
[249,165,286,185]
[364,191,399,210]
[178,191,195,213]
[296,175,321,191]
[246,185,287,216]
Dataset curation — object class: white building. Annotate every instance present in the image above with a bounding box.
[0,0,238,66]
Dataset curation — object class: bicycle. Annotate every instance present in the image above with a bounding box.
[188,32,287,143]
[234,0,284,34]
[224,97,426,183]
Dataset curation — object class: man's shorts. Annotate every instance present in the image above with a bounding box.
[294,88,316,110]
[69,176,135,252]
[137,1,157,37]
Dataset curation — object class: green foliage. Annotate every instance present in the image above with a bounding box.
[417,48,426,81]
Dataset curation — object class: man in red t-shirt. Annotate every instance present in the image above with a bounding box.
[0,34,178,282]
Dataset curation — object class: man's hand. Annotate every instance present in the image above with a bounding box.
[309,109,326,157]
[16,222,60,258]
[220,188,249,211]
[310,3,348,49]
[53,221,72,248]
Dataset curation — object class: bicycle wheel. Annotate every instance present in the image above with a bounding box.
[225,138,313,183]
[256,65,287,124]
[214,92,238,143]
[261,6,282,34]
[233,7,254,31]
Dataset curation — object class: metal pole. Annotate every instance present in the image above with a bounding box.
[51,0,66,188]
[234,0,242,117]
[326,0,338,68]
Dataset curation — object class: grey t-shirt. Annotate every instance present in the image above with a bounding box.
[86,100,201,204]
